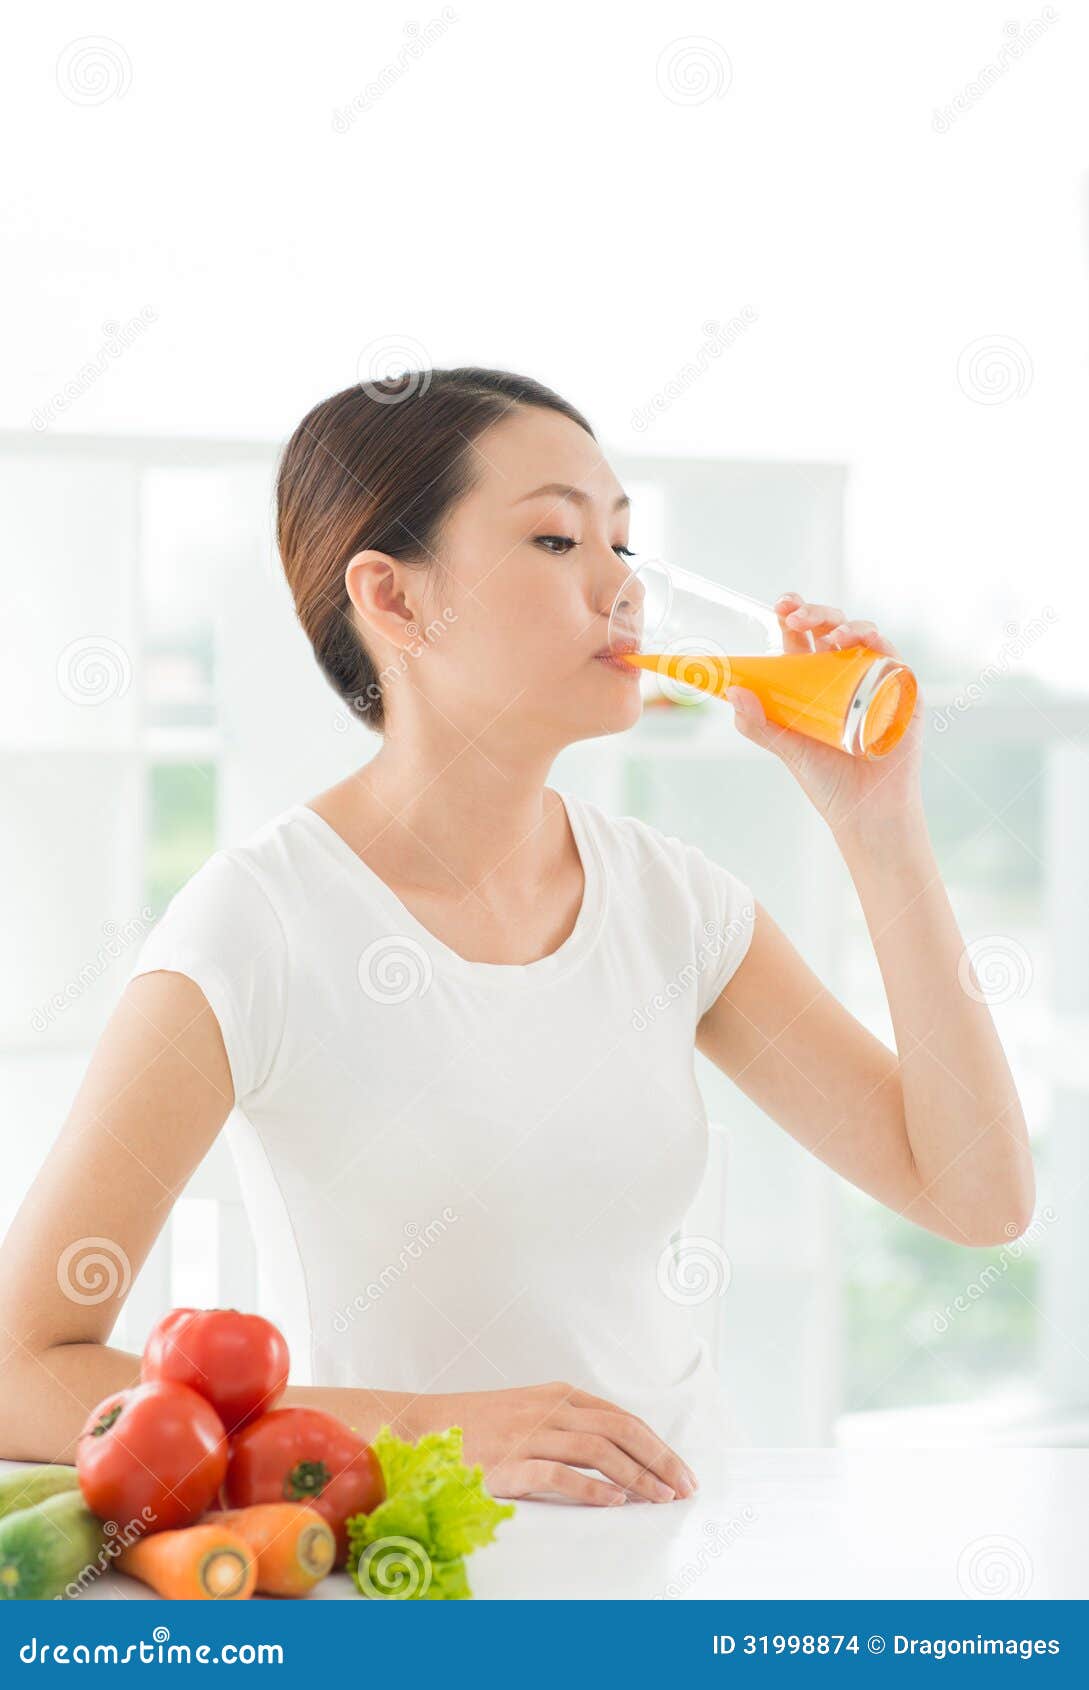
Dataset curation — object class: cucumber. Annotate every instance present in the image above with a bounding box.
[0,1465,80,1522]
[0,1490,109,1599]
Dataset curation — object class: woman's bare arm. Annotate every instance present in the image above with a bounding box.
[0,970,418,1464]
[696,822,1034,1247]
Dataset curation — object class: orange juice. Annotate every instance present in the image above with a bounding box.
[620,647,917,758]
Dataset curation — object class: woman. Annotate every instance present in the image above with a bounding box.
[0,368,1033,1508]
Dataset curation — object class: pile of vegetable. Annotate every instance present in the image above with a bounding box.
[0,1306,513,1600]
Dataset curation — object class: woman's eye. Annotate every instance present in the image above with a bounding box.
[535,536,636,558]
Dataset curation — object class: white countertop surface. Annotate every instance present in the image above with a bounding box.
[4,1448,1085,1601]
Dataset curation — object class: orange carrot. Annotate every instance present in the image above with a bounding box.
[116,1523,255,1599]
[214,1504,336,1596]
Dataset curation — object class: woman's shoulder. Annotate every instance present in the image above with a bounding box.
[122,810,310,1103]
[564,788,706,881]
[564,789,756,1008]
[157,805,307,926]
[124,803,327,1000]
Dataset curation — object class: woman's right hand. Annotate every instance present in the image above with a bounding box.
[406,1381,699,1505]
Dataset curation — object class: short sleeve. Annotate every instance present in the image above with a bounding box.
[681,840,757,1019]
[124,851,289,1104]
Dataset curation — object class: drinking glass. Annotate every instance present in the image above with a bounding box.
[606,556,917,759]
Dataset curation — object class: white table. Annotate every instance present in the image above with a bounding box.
[4,1449,1086,1600]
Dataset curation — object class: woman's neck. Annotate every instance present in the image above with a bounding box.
[309,750,572,903]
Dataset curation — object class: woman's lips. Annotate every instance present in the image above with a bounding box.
[593,647,642,678]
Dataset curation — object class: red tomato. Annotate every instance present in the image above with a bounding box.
[224,1407,384,1565]
[141,1307,289,1435]
[77,1381,227,1533]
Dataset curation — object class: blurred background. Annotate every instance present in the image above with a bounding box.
[2,1,1087,1448]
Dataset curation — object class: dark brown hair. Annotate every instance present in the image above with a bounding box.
[276,367,595,733]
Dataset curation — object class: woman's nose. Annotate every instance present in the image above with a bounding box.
[599,556,644,640]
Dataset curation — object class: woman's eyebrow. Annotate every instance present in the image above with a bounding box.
[514,482,630,512]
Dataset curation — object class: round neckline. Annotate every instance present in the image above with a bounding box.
[289,787,606,987]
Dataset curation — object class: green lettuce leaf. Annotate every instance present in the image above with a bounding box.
[345,1424,515,1599]
[426,1558,472,1601]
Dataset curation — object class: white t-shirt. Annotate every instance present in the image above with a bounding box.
[125,789,756,1469]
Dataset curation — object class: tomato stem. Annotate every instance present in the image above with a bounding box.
[284,1460,330,1500]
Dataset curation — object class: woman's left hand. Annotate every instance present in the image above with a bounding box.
[724,590,925,841]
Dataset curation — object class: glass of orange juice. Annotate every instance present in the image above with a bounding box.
[606,557,917,759]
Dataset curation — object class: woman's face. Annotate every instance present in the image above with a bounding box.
[378,405,645,750]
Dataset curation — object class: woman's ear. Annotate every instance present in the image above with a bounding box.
[344,550,421,653]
